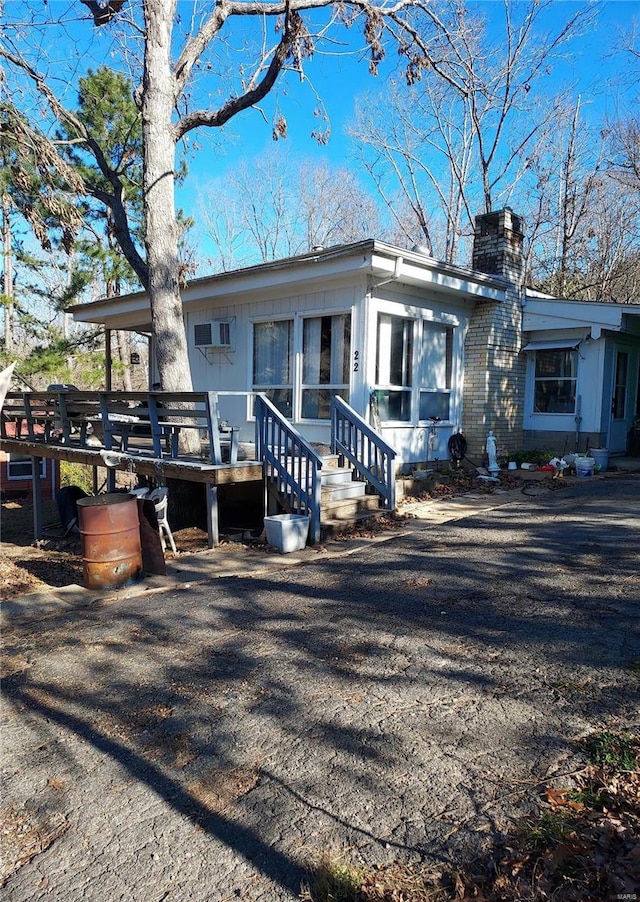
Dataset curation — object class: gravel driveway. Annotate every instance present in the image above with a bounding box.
[2,476,639,901]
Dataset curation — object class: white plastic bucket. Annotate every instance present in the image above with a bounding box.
[264,513,310,553]
[589,448,609,472]
[575,456,596,478]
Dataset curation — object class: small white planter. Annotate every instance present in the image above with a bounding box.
[264,514,310,553]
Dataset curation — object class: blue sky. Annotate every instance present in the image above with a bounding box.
[2,0,638,265]
[176,0,638,258]
[181,1,637,164]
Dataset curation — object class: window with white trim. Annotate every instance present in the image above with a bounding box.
[252,319,293,417]
[375,314,413,421]
[533,348,577,413]
[301,313,351,420]
[6,454,46,480]
[419,323,453,421]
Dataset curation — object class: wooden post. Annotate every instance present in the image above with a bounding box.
[105,329,112,391]
[31,455,43,539]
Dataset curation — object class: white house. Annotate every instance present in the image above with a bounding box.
[71,209,640,467]
[522,294,640,455]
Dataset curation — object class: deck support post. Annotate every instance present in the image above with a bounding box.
[31,455,43,539]
[206,484,219,548]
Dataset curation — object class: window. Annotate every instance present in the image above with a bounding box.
[7,454,46,480]
[301,313,351,419]
[533,348,577,414]
[419,323,453,421]
[253,320,293,417]
[375,314,413,421]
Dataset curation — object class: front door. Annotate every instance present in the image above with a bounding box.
[608,348,632,452]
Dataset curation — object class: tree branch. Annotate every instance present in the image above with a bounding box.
[175,4,300,138]
[0,44,148,287]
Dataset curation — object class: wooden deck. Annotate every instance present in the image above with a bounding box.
[1,389,264,548]
[0,436,263,547]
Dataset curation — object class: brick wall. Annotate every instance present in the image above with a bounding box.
[462,209,526,462]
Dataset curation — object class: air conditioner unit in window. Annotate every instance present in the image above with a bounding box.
[194,319,234,350]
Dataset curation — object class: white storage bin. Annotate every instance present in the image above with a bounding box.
[264,514,310,553]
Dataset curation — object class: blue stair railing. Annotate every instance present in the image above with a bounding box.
[330,395,397,511]
[255,394,324,544]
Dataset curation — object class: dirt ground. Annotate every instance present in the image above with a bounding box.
[1,476,639,901]
[0,471,547,601]
[0,499,211,600]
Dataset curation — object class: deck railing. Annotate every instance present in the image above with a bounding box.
[0,390,238,463]
[255,394,323,544]
[330,395,397,511]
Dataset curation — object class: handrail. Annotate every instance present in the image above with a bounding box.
[330,395,397,511]
[255,394,323,544]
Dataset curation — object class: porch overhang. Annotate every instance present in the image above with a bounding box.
[522,338,586,352]
[70,239,510,332]
[368,246,507,302]
[523,297,640,340]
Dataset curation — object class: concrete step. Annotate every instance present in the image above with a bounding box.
[321,493,381,521]
[320,466,355,486]
[321,508,386,537]
[321,481,367,502]
[320,454,342,469]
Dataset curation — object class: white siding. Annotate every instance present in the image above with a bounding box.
[182,274,474,465]
[185,281,364,443]
[523,334,604,434]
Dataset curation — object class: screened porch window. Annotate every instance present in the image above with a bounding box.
[533,348,577,414]
[375,314,413,421]
[253,319,293,417]
[301,313,351,419]
[419,323,453,421]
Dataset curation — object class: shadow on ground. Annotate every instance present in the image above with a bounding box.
[2,478,639,900]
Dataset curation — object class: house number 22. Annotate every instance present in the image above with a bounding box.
[353,350,359,372]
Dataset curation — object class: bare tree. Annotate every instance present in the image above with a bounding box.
[352,76,475,261]
[1,0,456,447]
[527,98,604,297]
[524,98,640,302]
[200,149,383,269]
[351,0,594,264]
[526,20,640,302]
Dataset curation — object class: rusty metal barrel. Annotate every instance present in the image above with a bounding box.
[77,493,143,590]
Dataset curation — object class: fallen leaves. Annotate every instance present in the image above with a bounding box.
[303,733,639,901]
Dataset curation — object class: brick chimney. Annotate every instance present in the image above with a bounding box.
[472,208,524,288]
[462,209,525,461]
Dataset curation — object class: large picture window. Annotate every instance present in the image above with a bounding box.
[533,348,577,414]
[375,314,413,421]
[253,319,293,417]
[301,313,351,419]
[419,323,453,421]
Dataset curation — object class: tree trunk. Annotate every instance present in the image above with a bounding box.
[142,0,199,453]
[2,193,14,354]
[116,330,133,391]
[142,0,192,395]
